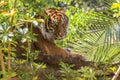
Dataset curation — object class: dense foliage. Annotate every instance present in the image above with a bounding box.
[0,0,120,80]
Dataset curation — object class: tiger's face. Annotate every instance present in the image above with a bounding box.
[43,8,69,40]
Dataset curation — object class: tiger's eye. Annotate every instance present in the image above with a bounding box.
[49,28,54,32]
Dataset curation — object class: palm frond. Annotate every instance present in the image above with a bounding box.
[65,4,120,63]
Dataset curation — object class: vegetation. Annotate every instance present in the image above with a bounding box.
[0,0,120,80]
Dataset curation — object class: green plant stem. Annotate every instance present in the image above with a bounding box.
[27,40,31,62]
[0,48,6,79]
[8,41,11,79]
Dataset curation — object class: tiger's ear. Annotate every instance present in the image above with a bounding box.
[61,4,67,12]
[58,2,67,12]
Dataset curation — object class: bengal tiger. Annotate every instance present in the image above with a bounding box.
[16,7,85,60]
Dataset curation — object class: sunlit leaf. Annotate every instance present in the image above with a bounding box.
[0,1,7,6]
[18,28,23,33]
[3,35,7,42]
[36,19,45,23]
[33,20,38,26]
[10,9,17,16]
[110,66,117,72]
[32,76,38,80]
[2,9,17,16]
[113,12,120,17]
[2,12,9,16]
[10,72,17,77]
[0,25,3,31]
[40,65,47,69]
[23,28,28,34]
[8,32,14,37]
[111,3,120,9]
[15,60,27,65]
[21,38,27,43]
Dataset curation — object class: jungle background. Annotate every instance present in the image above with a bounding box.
[0,0,120,80]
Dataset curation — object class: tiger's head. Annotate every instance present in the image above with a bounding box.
[41,8,69,40]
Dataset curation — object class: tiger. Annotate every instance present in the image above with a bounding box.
[16,7,85,59]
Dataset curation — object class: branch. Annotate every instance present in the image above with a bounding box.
[0,48,5,79]
[112,65,120,80]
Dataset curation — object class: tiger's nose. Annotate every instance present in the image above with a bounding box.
[59,32,66,37]
[59,32,63,36]
[59,32,62,35]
